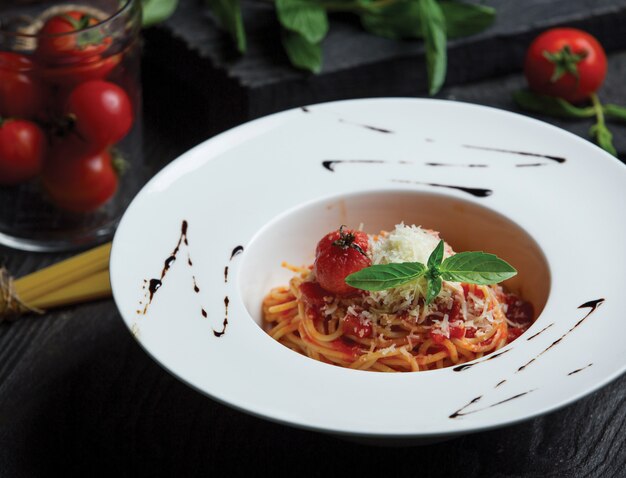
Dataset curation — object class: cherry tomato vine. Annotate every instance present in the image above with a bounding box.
[515,28,626,157]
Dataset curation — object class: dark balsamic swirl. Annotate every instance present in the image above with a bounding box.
[214,297,229,337]
[516,299,605,374]
[453,348,511,372]
[141,220,190,315]
[567,363,593,376]
[449,390,537,419]
[139,220,231,337]
[462,144,566,163]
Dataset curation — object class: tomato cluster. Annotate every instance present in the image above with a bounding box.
[0,10,134,213]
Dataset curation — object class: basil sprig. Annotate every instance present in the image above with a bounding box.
[345,240,517,304]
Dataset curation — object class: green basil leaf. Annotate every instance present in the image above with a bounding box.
[590,123,617,156]
[281,30,322,73]
[427,240,445,270]
[141,0,178,27]
[360,2,422,40]
[360,0,493,41]
[603,104,626,123]
[439,252,517,284]
[425,276,442,304]
[276,0,329,44]
[345,262,426,291]
[440,1,495,39]
[513,90,595,119]
[418,0,447,95]
[207,0,246,53]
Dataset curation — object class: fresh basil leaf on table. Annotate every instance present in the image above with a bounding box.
[281,30,323,73]
[418,0,447,95]
[141,0,179,27]
[439,1,495,38]
[276,0,329,44]
[207,0,247,52]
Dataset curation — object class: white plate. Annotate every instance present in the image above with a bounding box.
[110,98,626,439]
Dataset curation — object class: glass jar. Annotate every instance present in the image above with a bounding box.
[0,0,142,251]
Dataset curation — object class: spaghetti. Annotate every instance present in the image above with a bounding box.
[263,225,533,372]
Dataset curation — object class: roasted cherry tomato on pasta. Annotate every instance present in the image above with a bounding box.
[36,11,111,63]
[0,119,46,185]
[0,52,43,119]
[65,80,133,148]
[314,226,371,296]
[524,28,607,104]
[42,139,118,212]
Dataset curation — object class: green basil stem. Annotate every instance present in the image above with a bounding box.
[591,93,607,130]
[590,92,617,156]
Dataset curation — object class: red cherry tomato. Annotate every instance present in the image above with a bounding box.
[42,139,118,212]
[313,226,371,296]
[66,80,133,148]
[524,28,607,104]
[0,52,43,119]
[36,11,111,63]
[41,53,121,90]
[0,119,46,185]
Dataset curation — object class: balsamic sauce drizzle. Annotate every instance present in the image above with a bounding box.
[567,363,593,376]
[338,118,393,134]
[141,220,190,315]
[449,390,537,419]
[453,348,511,372]
[213,297,229,337]
[462,145,566,163]
[230,245,244,260]
[300,106,392,133]
[449,300,604,419]
[526,323,554,341]
[225,245,245,283]
[392,179,493,198]
[322,159,387,172]
[425,162,489,168]
[516,299,605,374]
[323,156,554,176]
[138,220,232,338]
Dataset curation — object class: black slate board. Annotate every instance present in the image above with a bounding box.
[154,0,626,132]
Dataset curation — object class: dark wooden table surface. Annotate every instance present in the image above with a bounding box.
[1,12,625,478]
